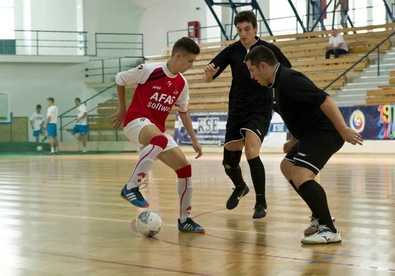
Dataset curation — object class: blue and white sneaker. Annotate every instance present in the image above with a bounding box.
[120,185,149,208]
[301,225,342,245]
[178,218,205,233]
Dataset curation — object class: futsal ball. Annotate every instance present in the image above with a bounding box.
[36,146,43,152]
[136,210,163,237]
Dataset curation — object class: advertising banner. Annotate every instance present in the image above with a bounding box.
[173,104,394,148]
[174,111,288,147]
[340,104,395,140]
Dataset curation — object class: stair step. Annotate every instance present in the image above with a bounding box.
[333,44,395,106]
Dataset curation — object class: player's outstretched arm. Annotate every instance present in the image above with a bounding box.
[178,111,203,159]
[320,96,363,145]
[110,84,126,128]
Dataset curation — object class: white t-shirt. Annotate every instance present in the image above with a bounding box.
[30,112,44,130]
[329,34,348,51]
[47,105,58,124]
[77,103,87,125]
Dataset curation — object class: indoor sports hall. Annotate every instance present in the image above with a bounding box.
[0,1,395,275]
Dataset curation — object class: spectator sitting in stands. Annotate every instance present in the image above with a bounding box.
[325,29,348,59]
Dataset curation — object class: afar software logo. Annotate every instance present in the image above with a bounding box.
[349,109,365,133]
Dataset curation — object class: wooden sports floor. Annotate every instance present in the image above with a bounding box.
[0,152,394,276]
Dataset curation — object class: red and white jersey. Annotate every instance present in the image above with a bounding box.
[116,62,189,132]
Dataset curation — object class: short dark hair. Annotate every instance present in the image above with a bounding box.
[47,97,54,103]
[244,46,278,67]
[234,10,257,28]
[36,104,41,109]
[75,98,81,103]
[171,37,200,57]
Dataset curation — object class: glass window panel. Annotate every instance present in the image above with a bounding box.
[0,0,14,8]
[0,7,14,39]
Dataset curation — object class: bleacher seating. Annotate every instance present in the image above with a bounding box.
[365,71,395,105]
[91,23,395,137]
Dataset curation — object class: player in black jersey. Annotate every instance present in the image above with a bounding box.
[202,11,291,219]
[244,45,363,244]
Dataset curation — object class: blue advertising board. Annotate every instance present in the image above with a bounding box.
[173,104,394,147]
[340,104,395,140]
[174,111,288,147]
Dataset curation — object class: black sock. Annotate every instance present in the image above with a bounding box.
[225,165,245,189]
[289,180,316,218]
[298,180,336,232]
[247,157,266,205]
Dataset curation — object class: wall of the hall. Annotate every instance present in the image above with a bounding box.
[82,0,145,56]
[3,0,395,145]
[0,60,110,142]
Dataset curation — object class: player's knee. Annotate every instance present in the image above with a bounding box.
[280,159,293,179]
[150,135,168,150]
[291,166,315,187]
[223,148,242,172]
[176,164,192,178]
[244,147,259,160]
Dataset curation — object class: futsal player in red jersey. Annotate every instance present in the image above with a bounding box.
[110,37,204,233]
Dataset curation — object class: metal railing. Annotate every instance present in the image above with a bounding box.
[324,30,395,91]
[166,4,391,46]
[1,30,144,58]
[59,83,115,141]
[11,30,88,55]
[85,56,144,83]
[86,33,145,82]
[60,114,123,142]
[94,32,143,57]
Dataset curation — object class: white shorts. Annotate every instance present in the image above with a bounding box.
[123,118,178,152]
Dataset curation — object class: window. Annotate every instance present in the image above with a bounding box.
[0,0,14,39]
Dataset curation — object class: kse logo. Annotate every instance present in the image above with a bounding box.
[197,117,219,133]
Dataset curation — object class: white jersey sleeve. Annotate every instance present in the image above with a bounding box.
[115,63,153,87]
[78,104,87,119]
[175,76,189,113]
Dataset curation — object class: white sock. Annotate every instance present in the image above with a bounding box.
[126,144,164,189]
[55,147,58,152]
[178,177,193,223]
[51,147,55,153]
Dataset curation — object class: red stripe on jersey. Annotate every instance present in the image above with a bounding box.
[146,68,166,82]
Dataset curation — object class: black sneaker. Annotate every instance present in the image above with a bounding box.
[226,184,249,210]
[252,202,267,219]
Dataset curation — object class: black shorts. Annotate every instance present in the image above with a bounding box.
[284,128,344,174]
[225,113,271,144]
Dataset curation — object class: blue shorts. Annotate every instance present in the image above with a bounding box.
[72,125,88,136]
[47,123,57,137]
[33,127,43,137]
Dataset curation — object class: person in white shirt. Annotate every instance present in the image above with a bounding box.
[30,104,46,145]
[325,29,348,59]
[71,98,88,153]
[45,97,59,154]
